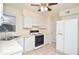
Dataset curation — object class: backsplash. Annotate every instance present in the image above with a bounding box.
[0,32,16,39]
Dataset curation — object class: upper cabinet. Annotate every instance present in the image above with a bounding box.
[23,16,46,29]
[23,16,33,28]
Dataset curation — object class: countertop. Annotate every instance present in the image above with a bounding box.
[0,40,23,55]
[20,34,35,38]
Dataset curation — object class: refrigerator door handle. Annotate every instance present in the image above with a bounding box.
[58,33,63,35]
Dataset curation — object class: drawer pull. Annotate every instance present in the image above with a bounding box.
[58,33,62,35]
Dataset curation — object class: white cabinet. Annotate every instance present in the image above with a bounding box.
[56,19,79,55]
[15,37,24,47]
[23,16,46,28]
[44,34,49,44]
[25,36,35,52]
[15,36,35,52]
[23,16,40,28]
[23,16,33,28]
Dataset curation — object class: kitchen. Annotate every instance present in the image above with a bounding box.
[0,3,79,55]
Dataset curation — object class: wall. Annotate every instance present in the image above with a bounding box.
[46,12,60,43]
[4,4,79,43]
[3,4,57,44]
[1,4,47,39]
[3,4,79,43]
[46,7,79,43]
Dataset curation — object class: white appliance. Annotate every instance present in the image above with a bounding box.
[30,30,44,49]
[56,18,79,55]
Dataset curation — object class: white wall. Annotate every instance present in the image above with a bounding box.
[46,12,60,43]
[46,7,79,43]
[3,4,79,44]
[0,4,47,39]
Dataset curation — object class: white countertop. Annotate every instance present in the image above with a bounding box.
[0,40,23,55]
[17,34,34,38]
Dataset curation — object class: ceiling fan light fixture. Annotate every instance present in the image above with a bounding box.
[30,3,58,12]
[40,6,48,12]
[41,6,44,12]
[44,7,48,11]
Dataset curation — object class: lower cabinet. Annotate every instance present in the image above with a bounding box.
[25,36,35,52]
[44,34,49,44]
[17,35,46,52]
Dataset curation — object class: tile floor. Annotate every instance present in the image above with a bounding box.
[25,43,61,55]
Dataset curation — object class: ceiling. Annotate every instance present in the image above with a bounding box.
[4,3,79,13]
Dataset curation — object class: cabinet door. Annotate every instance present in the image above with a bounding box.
[15,37,24,47]
[23,17,41,28]
[23,16,32,28]
[25,36,35,52]
[64,19,78,54]
[56,21,64,53]
[44,34,49,44]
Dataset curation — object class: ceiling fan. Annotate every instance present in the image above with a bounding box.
[30,3,58,12]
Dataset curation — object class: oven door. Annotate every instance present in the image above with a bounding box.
[35,35,44,47]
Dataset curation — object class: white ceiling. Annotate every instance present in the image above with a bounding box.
[4,3,79,13]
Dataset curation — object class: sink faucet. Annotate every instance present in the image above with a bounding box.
[3,26,8,40]
[5,30,8,41]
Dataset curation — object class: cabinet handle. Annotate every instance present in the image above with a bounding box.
[58,33,62,35]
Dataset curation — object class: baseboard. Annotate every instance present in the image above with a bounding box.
[56,50,66,55]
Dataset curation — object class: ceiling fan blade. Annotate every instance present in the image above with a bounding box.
[30,4,40,6]
[38,9,41,11]
[48,3,58,6]
[47,7,52,11]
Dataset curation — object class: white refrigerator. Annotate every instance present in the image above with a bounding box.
[56,18,79,55]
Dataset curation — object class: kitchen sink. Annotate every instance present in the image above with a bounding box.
[0,36,20,41]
